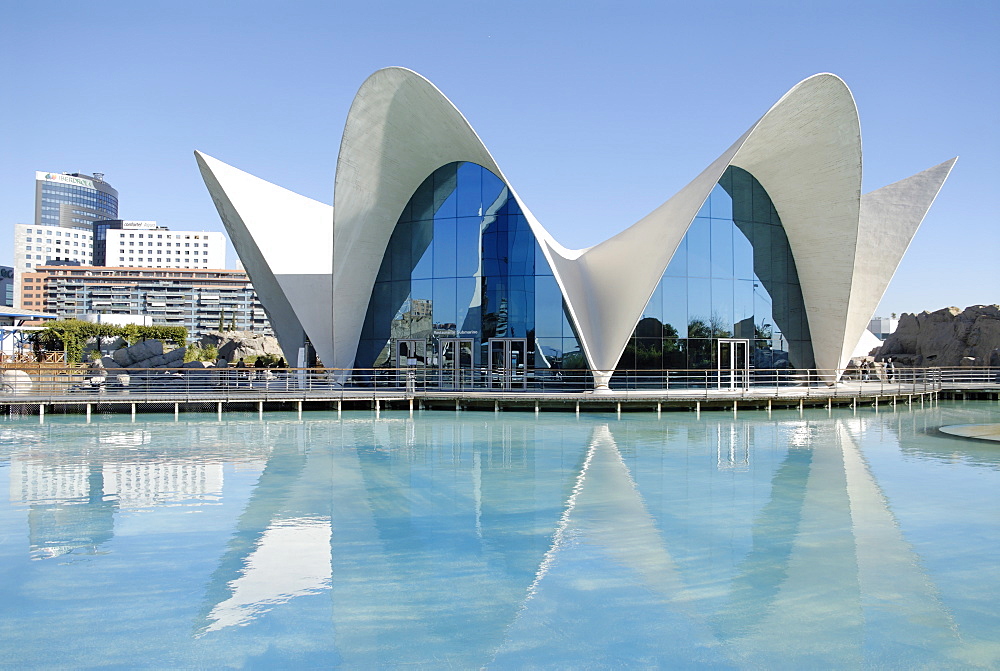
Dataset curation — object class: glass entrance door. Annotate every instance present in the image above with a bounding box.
[489,338,527,390]
[717,338,750,390]
[439,338,474,390]
[395,339,426,389]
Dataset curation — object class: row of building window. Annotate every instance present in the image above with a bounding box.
[116,233,209,240]
[118,242,209,247]
[119,258,211,263]
[24,228,92,236]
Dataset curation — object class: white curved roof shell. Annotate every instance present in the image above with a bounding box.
[196,67,955,386]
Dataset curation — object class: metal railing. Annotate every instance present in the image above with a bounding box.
[0,364,981,404]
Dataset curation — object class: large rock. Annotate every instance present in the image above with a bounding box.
[100,356,124,370]
[111,346,135,367]
[125,340,161,362]
[163,347,186,363]
[876,305,1000,367]
[141,355,168,368]
[106,340,182,369]
[200,330,282,362]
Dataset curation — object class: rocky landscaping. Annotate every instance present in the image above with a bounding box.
[875,305,1000,367]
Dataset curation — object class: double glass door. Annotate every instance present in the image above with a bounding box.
[717,338,750,390]
[489,338,527,390]
[439,338,474,390]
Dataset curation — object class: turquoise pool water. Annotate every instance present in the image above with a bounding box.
[0,401,998,668]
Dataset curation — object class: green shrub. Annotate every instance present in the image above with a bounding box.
[183,344,219,363]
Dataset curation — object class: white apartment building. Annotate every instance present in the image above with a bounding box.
[14,223,94,271]
[13,221,226,307]
[102,225,225,269]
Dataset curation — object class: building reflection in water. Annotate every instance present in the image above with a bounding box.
[185,413,975,668]
[2,411,991,667]
[4,422,266,560]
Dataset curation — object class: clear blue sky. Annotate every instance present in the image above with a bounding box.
[2,0,996,316]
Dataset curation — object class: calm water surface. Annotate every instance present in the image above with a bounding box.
[0,401,998,669]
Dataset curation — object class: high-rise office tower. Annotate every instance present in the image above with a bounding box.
[34,172,118,229]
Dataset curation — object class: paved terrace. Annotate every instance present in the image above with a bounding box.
[1,366,995,416]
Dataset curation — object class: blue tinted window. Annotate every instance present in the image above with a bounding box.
[618,166,813,382]
[356,162,570,371]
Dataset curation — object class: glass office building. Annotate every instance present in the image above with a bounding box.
[34,172,118,229]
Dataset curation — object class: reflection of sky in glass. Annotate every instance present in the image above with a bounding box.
[0,406,998,667]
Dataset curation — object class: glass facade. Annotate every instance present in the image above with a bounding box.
[356,162,583,379]
[617,166,813,382]
[36,174,118,229]
[357,163,812,388]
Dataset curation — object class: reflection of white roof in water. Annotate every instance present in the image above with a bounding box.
[204,517,331,633]
[493,419,962,667]
[492,424,720,665]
